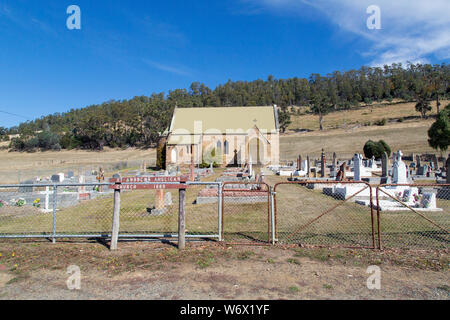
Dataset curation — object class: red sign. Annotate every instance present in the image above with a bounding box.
[108,175,188,190]
[110,183,186,190]
[109,175,188,183]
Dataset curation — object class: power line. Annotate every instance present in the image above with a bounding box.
[0,109,31,120]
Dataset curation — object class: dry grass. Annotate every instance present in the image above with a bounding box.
[289,100,447,132]
[0,147,155,184]
[0,101,445,182]
[280,120,438,160]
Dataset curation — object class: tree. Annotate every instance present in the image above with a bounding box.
[428,104,450,152]
[309,74,332,130]
[278,107,291,133]
[415,98,432,119]
[363,140,391,159]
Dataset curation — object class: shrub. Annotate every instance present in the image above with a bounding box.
[428,104,450,152]
[364,140,391,159]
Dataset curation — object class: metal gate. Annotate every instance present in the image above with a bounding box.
[273,181,376,249]
[221,182,271,244]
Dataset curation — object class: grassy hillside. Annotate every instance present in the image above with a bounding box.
[0,101,446,183]
[288,100,446,132]
[279,100,447,160]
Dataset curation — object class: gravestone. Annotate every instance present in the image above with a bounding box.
[381,152,389,178]
[320,149,326,178]
[67,171,74,178]
[165,192,172,206]
[51,174,61,183]
[336,163,346,181]
[332,152,337,167]
[417,164,428,176]
[421,193,437,209]
[330,166,337,178]
[447,154,450,183]
[297,155,302,171]
[416,154,421,167]
[19,180,34,193]
[78,175,86,194]
[402,189,412,203]
[353,154,363,181]
[306,156,310,177]
[392,150,408,184]
[432,154,438,171]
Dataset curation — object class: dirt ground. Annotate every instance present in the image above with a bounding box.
[0,240,448,300]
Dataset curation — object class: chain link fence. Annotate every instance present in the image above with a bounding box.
[0,181,220,240]
[273,181,376,249]
[376,184,450,250]
[0,180,448,251]
[221,182,271,245]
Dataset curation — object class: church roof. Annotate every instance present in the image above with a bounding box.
[168,106,279,134]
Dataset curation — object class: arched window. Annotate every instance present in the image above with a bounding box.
[171,148,177,164]
[224,140,229,155]
[216,140,222,152]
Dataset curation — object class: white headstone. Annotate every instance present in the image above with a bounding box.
[165,192,172,206]
[78,175,85,193]
[420,193,437,209]
[353,154,363,181]
[392,150,408,184]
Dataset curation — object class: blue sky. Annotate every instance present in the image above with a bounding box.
[0,0,449,127]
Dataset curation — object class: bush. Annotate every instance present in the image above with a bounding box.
[428,104,450,152]
[374,118,387,126]
[363,140,391,159]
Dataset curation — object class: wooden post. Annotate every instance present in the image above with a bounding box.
[111,182,121,250]
[178,187,186,250]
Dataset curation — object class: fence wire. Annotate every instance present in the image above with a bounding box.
[376,184,450,250]
[274,181,376,249]
[0,181,448,252]
[221,182,271,244]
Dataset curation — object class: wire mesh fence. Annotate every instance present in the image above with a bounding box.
[221,182,271,245]
[0,185,54,236]
[0,181,220,240]
[376,184,450,250]
[0,180,448,251]
[273,181,376,249]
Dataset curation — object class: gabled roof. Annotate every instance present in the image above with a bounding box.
[169,106,278,134]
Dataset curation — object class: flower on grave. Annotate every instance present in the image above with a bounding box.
[413,194,420,202]
[15,198,26,207]
[0,200,6,208]
[33,198,41,208]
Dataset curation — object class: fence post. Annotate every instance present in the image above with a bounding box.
[111,181,121,251]
[178,187,186,250]
[270,186,276,245]
[218,183,223,242]
[52,185,57,244]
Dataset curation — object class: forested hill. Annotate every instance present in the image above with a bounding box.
[2,62,449,151]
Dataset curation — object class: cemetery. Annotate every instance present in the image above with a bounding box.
[0,146,448,249]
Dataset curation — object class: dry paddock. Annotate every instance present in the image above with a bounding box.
[0,240,449,300]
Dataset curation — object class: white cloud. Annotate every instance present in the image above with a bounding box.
[242,0,450,66]
[142,59,194,76]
